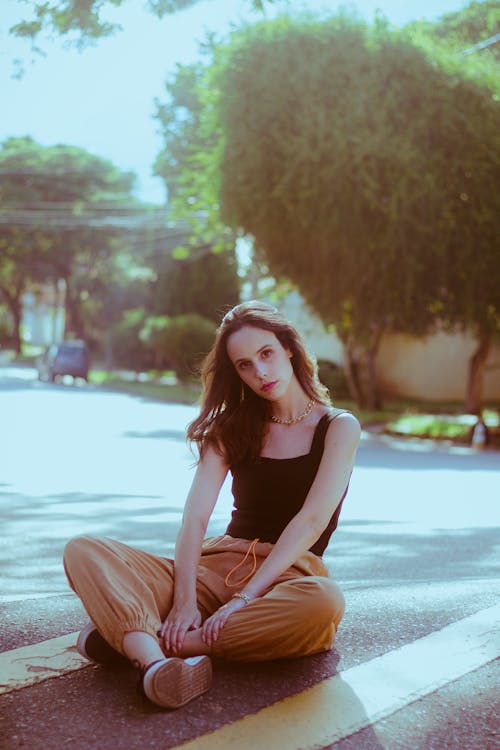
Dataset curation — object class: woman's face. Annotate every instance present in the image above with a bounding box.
[226,326,294,400]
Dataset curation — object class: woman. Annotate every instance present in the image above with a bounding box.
[64,301,360,709]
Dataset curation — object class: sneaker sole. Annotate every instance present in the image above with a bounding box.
[143,656,212,709]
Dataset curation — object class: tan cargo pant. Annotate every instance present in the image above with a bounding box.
[63,534,345,662]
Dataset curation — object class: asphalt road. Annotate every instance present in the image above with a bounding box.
[0,366,499,750]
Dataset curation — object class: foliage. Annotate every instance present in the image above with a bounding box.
[9,0,280,48]
[109,308,152,369]
[153,55,241,320]
[386,412,499,445]
[0,136,134,202]
[402,5,500,412]
[405,1,500,59]
[154,62,205,204]
[387,413,473,439]
[109,310,215,379]
[0,136,140,350]
[316,359,350,400]
[0,135,237,368]
[140,312,215,381]
[153,245,240,322]
[199,14,500,408]
[153,52,236,255]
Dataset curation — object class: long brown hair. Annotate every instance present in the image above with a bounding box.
[187,300,331,466]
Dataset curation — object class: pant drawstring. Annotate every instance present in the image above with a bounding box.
[224,538,259,588]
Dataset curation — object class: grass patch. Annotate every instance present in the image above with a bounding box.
[386,411,499,443]
[335,401,405,426]
[337,399,499,445]
[88,370,201,405]
[387,414,473,440]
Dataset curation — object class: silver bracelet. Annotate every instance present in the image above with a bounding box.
[232,592,252,605]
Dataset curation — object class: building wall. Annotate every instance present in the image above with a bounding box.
[278,292,500,401]
[376,330,500,401]
[21,283,66,347]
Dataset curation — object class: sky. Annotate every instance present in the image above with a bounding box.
[1,0,471,204]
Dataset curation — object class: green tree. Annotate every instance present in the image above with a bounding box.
[154,51,233,249]
[406,1,500,58]
[0,136,133,210]
[403,8,500,413]
[154,56,241,319]
[10,0,280,48]
[0,136,137,350]
[208,16,500,409]
[154,62,205,203]
[0,251,28,353]
[153,246,240,322]
[140,312,215,380]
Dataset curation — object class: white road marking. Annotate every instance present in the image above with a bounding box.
[0,603,498,750]
[177,603,500,750]
[0,633,89,694]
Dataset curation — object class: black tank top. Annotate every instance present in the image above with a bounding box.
[225,412,349,556]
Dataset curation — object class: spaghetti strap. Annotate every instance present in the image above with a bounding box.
[310,410,349,453]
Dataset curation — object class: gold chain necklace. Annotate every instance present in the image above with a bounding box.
[270,399,315,426]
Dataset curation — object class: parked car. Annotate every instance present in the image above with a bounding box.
[37,340,90,382]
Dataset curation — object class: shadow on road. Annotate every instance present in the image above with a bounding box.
[327,522,499,585]
[358,432,498,471]
[123,429,186,441]
[1,647,387,750]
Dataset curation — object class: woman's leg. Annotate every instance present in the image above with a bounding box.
[64,535,214,709]
[210,576,345,662]
[122,632,166,667]
[64,535,176,655]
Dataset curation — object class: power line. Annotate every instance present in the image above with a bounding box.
[0,202,167,212]
[0,212,184,229]
[0,206,208,233]
[0,202,209,229]
[0,166,135,175]
[462,32,500,56]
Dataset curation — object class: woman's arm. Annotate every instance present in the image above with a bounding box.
[201,413,360,646]
[245,413,360,596]
[161,444,228,654]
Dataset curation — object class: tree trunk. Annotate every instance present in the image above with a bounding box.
[465,331,491,415]
[361,351,382,410]
[343,339,364,406]
[0,285,23,354]
[343,327,383,410]
[104,329,114,371]
[10,301,22,355]
[366,325,383,410]
[64,277,85,340]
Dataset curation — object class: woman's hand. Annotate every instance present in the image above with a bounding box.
[159,603,203,655]
[201,596,248,647]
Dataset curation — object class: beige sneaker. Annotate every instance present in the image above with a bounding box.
[141,656,212,709]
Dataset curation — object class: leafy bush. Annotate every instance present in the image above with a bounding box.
[141,313,215,382]
[317,359,350,400]
[109,309,152,370]
[154,249,240,323]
